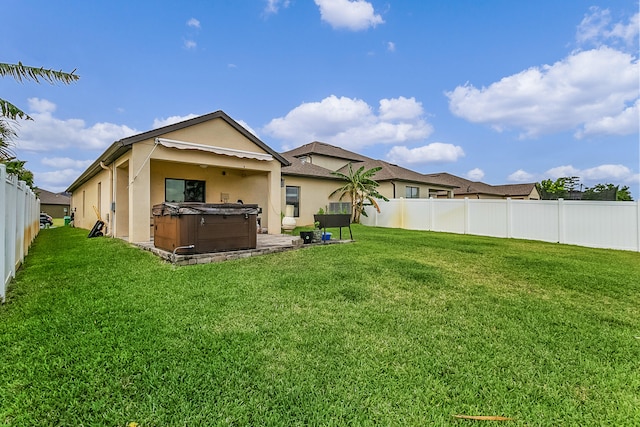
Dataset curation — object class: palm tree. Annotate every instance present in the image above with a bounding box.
[0,119,16,160]
[1,62,79,120]
[0,62,78,184]
[330,163,389,223]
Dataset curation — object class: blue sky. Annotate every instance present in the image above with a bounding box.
[3,0,639,198]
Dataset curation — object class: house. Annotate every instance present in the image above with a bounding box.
[280,141,457,226]
[38,189,71,218]
[423,173,540,200]
[66,111,289,243]
[67,111,539,242]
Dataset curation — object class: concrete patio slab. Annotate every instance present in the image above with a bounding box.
[134,233,352,266]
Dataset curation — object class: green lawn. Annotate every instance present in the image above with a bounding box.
[1,226,639,426]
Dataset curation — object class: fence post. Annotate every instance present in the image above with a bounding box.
[636,200,640,252]
[428,197,434,231]
[464,197,470,235]
[506,197,512,239]
[0,165,6,302]
[557,198,565,244]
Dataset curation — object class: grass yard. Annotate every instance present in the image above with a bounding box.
[1,225,639,426]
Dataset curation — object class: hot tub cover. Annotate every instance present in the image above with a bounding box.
[152,202,259,216]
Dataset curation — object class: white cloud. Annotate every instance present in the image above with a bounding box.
[314,0,384,31]
[387,41,396,52]
[184,39,197,50]
[577,7,639,48]
[447,47,639,138]
[386,143,464,165]
[544,164,636,184]
[507,169,535,183]
[35,168,84,192]
[28,97,56,113]
[545,165,581,179]
[467,168,485,181]
[264,0,290,15]
[41,157,93,169]
[15,98,137,152]
[263,95,434,150]
[378,96,423,121]
[187,18,201,29]
[576,99,639,138]
[152,114,200,129]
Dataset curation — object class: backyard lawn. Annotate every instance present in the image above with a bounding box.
[1,225,639,426]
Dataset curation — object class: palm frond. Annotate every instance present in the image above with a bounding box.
[0,98,32,120]
[0,62,79,85]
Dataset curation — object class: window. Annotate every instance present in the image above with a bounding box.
[286,186,300,217]
[406,186,419,198]
[165,178,205,203]
[328,202,351,214]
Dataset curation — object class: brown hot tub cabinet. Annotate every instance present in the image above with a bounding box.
[152,203,258,254]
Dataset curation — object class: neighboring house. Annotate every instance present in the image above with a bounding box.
[38,189,71,218]
[424,173,540,200]
[66,111,289,243]
[280,141,457,226]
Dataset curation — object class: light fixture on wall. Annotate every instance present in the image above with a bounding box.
[199,164,208,169]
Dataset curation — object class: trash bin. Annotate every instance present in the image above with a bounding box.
[64,216,71,226]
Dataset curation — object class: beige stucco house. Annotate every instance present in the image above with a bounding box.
[280,141,458,226]
[68,112,539,242]
[67,111,289,242]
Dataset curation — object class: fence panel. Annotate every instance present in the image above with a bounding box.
[510,200,559,243]
[431,199,466,234]
[1,164,39,302]
[467,199,508,238]
[562,201,639,251]
[362,197,640,252]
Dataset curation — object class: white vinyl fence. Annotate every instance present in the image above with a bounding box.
[1,164,40,302]
[361,198,640,252]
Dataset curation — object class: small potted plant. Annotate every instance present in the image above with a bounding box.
[312,221,322,243]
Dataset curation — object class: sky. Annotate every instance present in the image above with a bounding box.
[2,0,639,198]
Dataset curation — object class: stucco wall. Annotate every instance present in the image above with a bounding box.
[68,116,283,242]
[70,167,111,231]
[281,175,347,227]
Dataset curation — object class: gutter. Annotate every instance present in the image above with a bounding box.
[66,140,129,193]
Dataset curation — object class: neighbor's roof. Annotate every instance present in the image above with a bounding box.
[336,159,457,189]
[279,153,341,180]
[38,188,71,205]
[281,142,456,189]
[67,111,289,192]
[282,141,370,162]
[492,183,537,197]
[425,173,538,197]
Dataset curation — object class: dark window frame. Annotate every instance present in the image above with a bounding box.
[406,186,420,198]
[285,185,300,217]
[165,178,206,203]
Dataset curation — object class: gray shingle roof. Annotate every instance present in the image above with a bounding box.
[38,189,71,205]
[282,142,457,188]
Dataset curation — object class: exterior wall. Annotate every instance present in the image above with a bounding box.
[307,154,350,171]
[150,161,271,233]
[281,175,346,227]
[40,203,70,218]
[379,181,452,200]
[126,118,281,242]
[70,167,111,231]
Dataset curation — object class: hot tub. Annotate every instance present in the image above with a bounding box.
[152,202,258,254]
